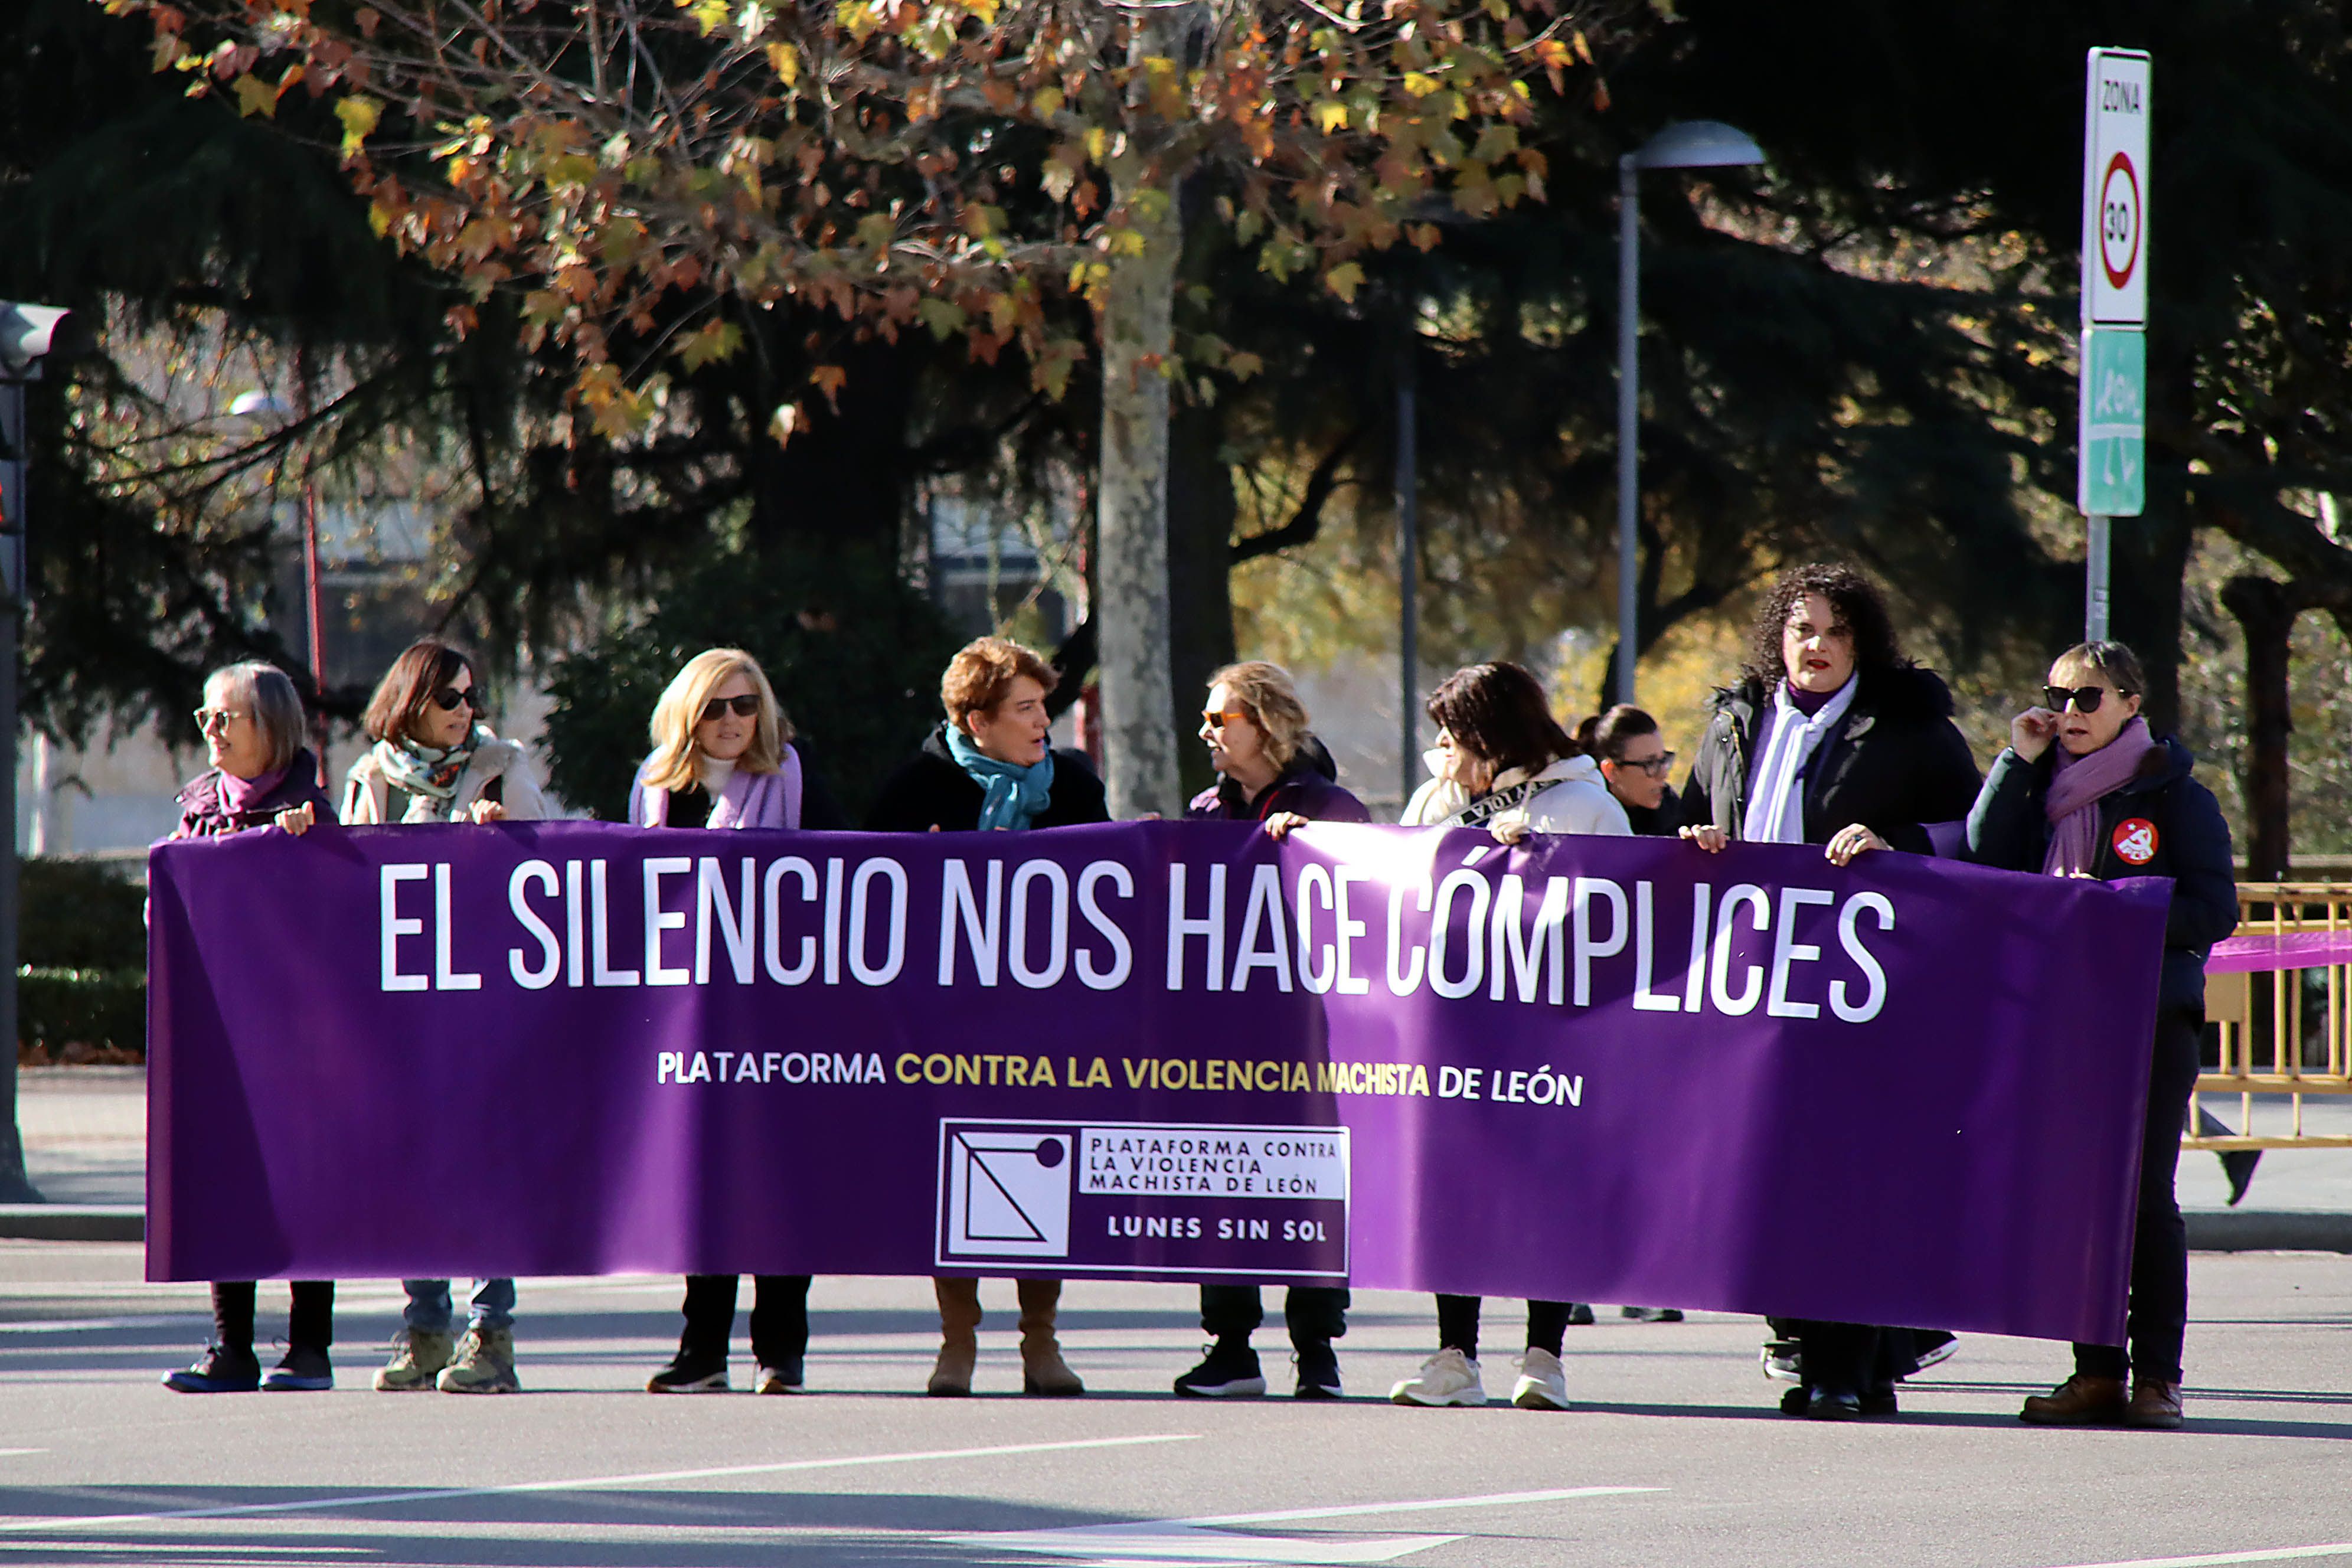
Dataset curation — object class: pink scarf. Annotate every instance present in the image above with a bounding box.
[2042,717,2156,876]
[217,763,288,818]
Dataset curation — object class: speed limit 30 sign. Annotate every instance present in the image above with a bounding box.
[2082,48,2150,326]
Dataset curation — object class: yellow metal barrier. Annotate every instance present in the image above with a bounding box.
[2189,882,2352,1151]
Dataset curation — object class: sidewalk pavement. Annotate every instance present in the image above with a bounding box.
[8,1066,2350,1244]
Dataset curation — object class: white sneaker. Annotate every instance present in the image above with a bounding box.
[1390,1347,1487,1407]
[1512,1347,1570,1411]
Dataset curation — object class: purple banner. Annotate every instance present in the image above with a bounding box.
[146,821,2170,1343]
[2207,930,2348,974]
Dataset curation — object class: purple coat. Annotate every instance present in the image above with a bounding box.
[172,750,338,839]
[628,747,806,830]
[1186,757,1371,824]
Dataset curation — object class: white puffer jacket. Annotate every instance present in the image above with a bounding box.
[1402,754,1631,837]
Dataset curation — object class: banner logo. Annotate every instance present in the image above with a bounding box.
[936,1119,1351,1278]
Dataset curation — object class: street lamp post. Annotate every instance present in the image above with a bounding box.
[1615,121,1765,705]
[230,391,329,784]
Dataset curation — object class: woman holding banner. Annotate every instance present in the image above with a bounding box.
[632,648,848,1396]
[1582,704,1682,839]
[1680,563,1982,1420]
[162,662,338,1393]
[1968,641,2235,1431]
[345,640,550,1396]
[867,635,1106,1397]
[1175,661,1367,1401]
[1389,661,1625,1412]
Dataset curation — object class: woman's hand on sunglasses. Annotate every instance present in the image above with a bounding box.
[2010,705,2061,762]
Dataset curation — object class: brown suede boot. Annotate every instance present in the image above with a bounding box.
[1016,1278,1084,1397]
[2019,1373,2127,1425]
[2123,1379,2184,1429]
[929,1278,981,1397]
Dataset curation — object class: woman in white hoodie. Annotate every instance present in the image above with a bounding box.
[1390,662,1628,1415]
[1400,662,1631,839]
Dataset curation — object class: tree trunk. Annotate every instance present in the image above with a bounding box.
[1093,143,1185,818]
[1165,396,1236,803]
[2221,574,2299,880]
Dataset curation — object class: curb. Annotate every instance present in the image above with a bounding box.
[2186,1210,2352,1253]
[0,1206,144,1243]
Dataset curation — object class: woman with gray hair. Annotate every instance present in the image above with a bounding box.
[162,662,340,1393]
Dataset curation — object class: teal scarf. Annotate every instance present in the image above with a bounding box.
[945,725,1055,831]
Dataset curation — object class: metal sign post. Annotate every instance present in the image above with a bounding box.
[2079,48,2151,642]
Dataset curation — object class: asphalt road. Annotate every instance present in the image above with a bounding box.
[1,1242,2348,1567]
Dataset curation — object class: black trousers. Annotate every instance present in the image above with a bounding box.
[1435,1295,1571,1359]
[1779,1319,1916,1395]
[2075,1009,2200,1386]
[212,1282,334,1352]
[1200,1285,1348,1344]
[680,1274,811,1366]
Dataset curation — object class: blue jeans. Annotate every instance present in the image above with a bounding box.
[403,1279,515,1333]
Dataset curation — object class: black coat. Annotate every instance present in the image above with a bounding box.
[1682,666,1982,854]
[1622,783,1683,838]
[864,725,1110,832]
[1965,735,2237,1016]
[173,750,338,838]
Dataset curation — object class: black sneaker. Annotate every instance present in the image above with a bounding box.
[162,1344,260,1393]
[754,1359,805,1394]
[262,1344,333,1391]
[648,1351,729,1393]
[1861,1383,1900,1417]
[1566,1304,1596,1326]
[1173,1340,1266,1398]
[1619,1307,1684,1322]
[1807,1387,1863,1420]
[1293,1340,1342,1400]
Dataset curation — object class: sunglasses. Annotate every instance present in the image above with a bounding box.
[430,686,476,713]
[1615,750,1676,777]
[192,707,247,734]
[700,694,762,724]
[1201,708,1252,731]
[2043,684,2114,714]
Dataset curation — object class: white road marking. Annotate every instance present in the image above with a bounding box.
[2049,1549,2352,1568]
[0,1433,1200,1535]
[936,1484,1663,1566]
[0,1452,43,1459]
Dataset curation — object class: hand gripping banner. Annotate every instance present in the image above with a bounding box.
[146,820,2170,1344]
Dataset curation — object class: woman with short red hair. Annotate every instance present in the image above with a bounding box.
[867,636,1108,1396]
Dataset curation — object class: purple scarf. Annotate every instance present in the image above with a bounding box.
[217,764,288,818]
[2043,717,2156,876]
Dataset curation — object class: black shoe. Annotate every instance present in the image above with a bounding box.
[1293,1340,1342,1400]
[1619,1307,1684,1322]
[1566,1304,1596,1326]
[262,1344,333,1391]
[1779,1384,1811,1416]
[1174,1339,1266,1398]
[755,1359,805,1394]
[163,1344,261,1393]
[647,1351,729,1393]
[2221,1148,2262,1207]
[1807,1387,1863,1421]
[1861,1383,1900,1416]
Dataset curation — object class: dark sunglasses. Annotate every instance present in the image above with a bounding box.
[2043,684,2112,714]
[700,694,762,723]
[429,686,476,713]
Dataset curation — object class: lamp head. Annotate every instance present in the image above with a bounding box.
[1633,120,1765,171]
[0,304,78,378]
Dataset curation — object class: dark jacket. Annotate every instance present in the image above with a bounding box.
[1682,666,1982,854]
[172,750,338,839]
[1621,783,1683,838]
[864,725,1110,832]
[1965,735,2237,1015]
[1185,737,1371,824]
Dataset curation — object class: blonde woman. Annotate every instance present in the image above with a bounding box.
[632,648,848,1394]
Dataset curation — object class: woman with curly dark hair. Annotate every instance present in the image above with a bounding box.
[1680,563,1982,1420]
